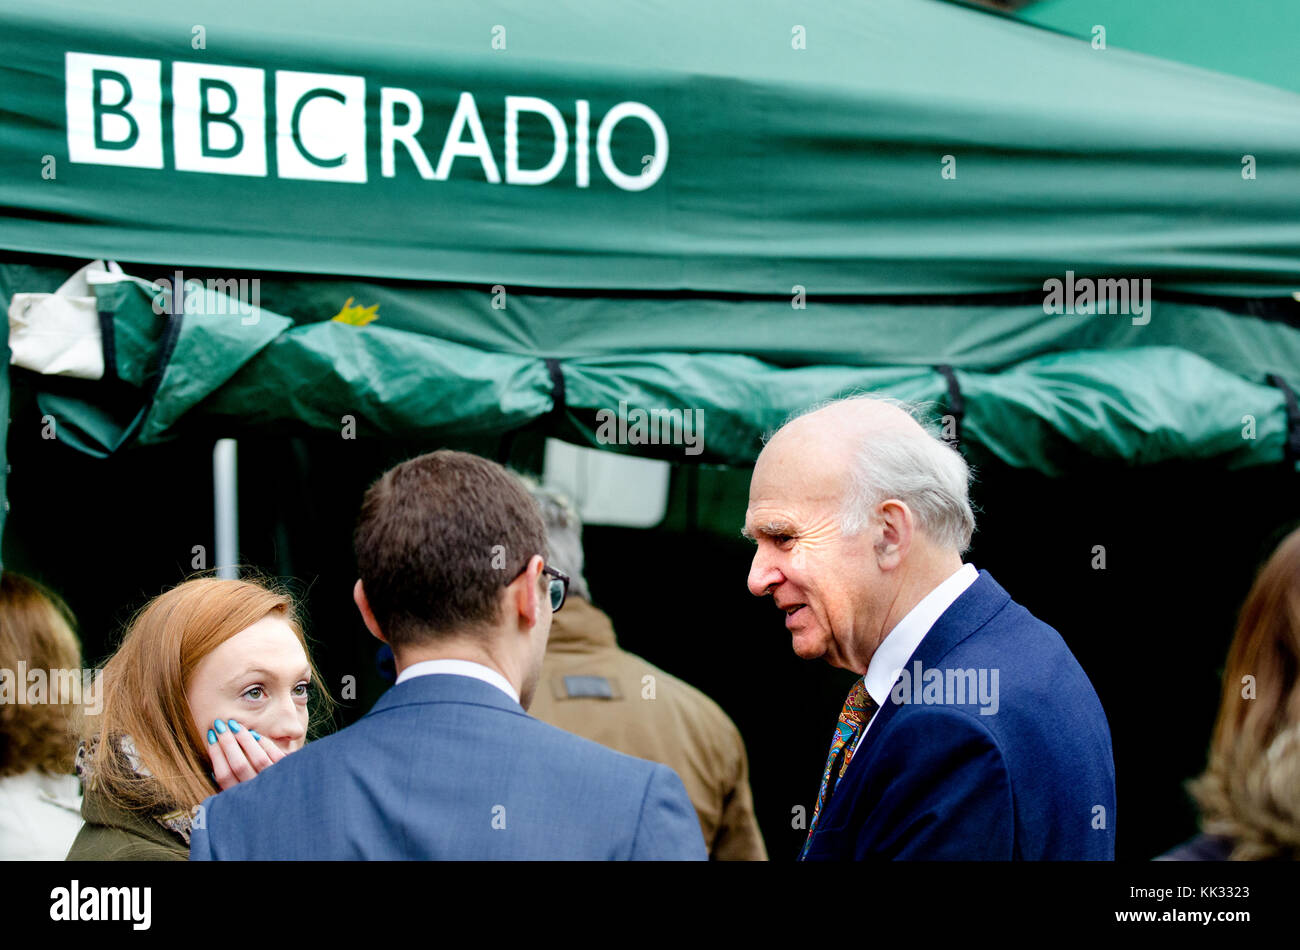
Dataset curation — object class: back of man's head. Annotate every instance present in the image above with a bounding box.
[354,450,547,648]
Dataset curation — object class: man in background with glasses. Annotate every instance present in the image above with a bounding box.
[523,478,768,861]
[191,449,706,860]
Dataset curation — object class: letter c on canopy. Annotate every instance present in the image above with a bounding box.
[291,88,347,168]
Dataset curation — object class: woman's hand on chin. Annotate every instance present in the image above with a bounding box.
[205,718,288,790]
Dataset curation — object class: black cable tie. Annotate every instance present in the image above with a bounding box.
[97,309,118,383]
[934,364,964,449]
[545,357,566,417]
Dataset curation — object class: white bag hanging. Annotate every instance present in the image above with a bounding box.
[7,260,126,379]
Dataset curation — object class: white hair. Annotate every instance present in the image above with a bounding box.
[515,474,591,602]
[785,394,976,553]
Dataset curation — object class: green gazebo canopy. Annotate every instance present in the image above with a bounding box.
[2,0,1299,552]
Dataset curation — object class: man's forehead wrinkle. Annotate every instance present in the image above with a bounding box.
[745,498,839,534]
[742,505,792,533]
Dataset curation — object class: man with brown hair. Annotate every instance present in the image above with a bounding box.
[192,450,706,860]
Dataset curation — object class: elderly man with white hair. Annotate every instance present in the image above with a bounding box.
[744,395,1116,860]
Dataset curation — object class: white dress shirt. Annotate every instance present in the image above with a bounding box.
[395,658,520,705]
[853,562,979,752]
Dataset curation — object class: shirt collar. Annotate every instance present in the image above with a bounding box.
[395,658,520,705]
[862,562,979,709]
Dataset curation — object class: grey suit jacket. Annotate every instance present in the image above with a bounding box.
[190,673,707,860]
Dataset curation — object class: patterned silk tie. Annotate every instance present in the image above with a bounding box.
[800,677,877,860]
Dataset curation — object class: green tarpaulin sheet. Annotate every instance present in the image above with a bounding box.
[2,0,1299,558]
[1022,0,1300,97]
[2,266,1293,475]
[4,0,1300,295]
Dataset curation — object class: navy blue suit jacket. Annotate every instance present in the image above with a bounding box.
[804,570,1116,860]
[190,674,707,860]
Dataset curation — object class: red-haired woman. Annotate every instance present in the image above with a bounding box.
[67,577,329,860]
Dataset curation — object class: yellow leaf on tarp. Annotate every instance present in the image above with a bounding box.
[330,296,379,326]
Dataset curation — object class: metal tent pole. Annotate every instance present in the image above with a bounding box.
[213,438,239,579]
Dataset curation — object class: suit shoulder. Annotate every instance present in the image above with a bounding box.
[944,598,1091,680]
[517,711,662,777]
[969,593,1060,642]
[994,597,1074,647]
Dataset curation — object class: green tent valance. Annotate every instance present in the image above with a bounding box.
[6,269,1293,475]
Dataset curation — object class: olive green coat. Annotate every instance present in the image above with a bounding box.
[65,785,188,861]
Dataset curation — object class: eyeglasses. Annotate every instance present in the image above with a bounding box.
[508,560,570,612]
[542,565,569,612]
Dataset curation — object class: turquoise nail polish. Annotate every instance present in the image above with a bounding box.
[250,731,262,741]
[214,719,227,734]
[207,729,217,745]
[228,719,242,733]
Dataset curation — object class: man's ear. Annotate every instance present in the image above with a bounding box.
[507,554,545,629]
[353,579,388,644]
[874,499,914,570]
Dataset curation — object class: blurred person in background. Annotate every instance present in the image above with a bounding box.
[523,479,767,861]
[67,576,327,860]
[0,572,84,859]
[1162,525,1300,861]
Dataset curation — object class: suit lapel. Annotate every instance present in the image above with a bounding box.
[849,570,1010,765]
